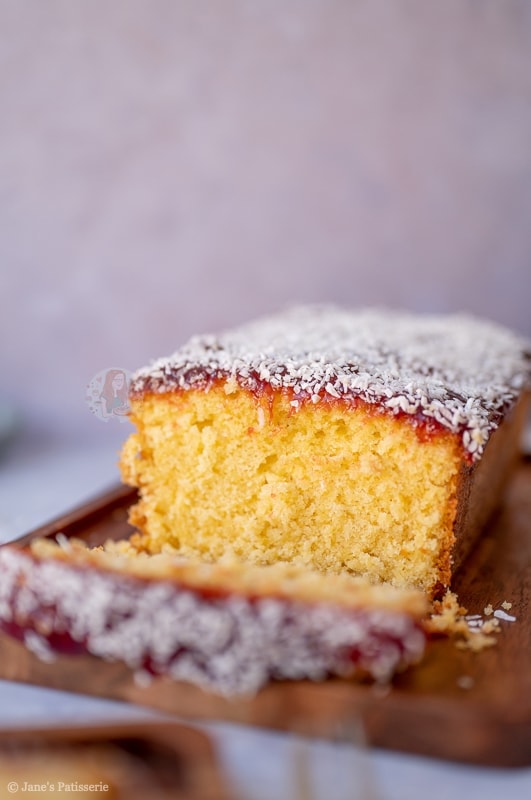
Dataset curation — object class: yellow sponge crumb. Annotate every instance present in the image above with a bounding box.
[121,384,462,593]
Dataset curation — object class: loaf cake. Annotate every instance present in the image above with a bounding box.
[0,539,427,695]
[0,306,527,697]
[121,306,530,595]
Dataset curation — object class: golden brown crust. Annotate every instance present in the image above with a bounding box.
[451,393,529,576]
[29,538,428,617]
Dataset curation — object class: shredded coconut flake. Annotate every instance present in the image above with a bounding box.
[55,533,72,552]
[131,306,530,461]
[493,609,517,622]
[0,547,425,696]
[457,675,475,690]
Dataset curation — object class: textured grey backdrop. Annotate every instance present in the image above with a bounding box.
[1,0,530,442]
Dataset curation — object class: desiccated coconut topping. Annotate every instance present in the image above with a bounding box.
[0,546,425,696]
[131,306,530,460]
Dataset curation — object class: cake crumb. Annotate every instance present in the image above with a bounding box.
[480,619,500,634]
[501,601,512,611]
[425,591,468,636]
[456,633,496,652]
[483,604,494,616]
[425,590,498,651]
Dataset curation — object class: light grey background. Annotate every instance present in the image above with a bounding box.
[1,0,531,444]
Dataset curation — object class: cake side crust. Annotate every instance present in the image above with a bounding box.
[451,393,529,576]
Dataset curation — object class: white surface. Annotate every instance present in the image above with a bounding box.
[0,433,123,543]
[0,435,529,799]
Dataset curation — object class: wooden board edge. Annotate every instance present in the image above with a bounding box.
[0,632,529,768]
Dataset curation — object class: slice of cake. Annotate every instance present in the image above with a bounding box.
[0,539,427,695]
[121,306,529,595]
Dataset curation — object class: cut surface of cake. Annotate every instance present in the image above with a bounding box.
[121,307,530,595]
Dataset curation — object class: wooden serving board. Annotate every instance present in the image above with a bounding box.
[1,464,530,767]
[0,721,228,800]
